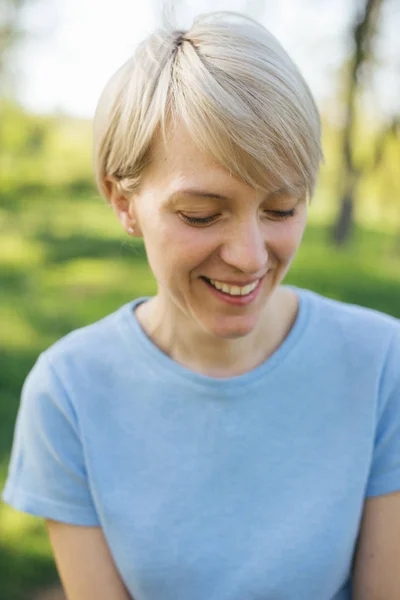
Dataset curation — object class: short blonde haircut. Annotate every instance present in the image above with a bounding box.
[93,11,323,201]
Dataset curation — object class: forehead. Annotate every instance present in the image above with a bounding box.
[144,121,291,199]
[150,123,230,186]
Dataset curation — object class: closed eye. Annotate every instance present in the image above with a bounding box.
[180,208,296,226]
[266,208,296,220]
[179,213,219,226]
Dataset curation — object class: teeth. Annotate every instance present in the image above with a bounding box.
[241,283,257,295]
[209,279,258,296]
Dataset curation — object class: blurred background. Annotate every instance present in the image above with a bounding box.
[1,0,399,598]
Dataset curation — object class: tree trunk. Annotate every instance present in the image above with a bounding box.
[332,194,354,246]
[331,0,384,245]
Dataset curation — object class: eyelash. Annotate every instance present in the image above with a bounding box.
[181,214,218,225]
[180,208,296,226]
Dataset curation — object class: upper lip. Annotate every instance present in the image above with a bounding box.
[204,276,263,286]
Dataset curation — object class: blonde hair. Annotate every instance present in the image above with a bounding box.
[93,11,323,201]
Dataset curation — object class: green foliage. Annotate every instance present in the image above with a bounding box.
[0,100,94,193]
[314,112,400,231]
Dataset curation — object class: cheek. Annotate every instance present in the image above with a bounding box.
[169,233,218,276]
[267,216,306,262]
[142,217,215,277]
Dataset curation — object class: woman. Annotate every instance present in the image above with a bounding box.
[2,11,400,600]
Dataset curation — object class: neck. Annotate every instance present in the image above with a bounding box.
[135,286,298,378]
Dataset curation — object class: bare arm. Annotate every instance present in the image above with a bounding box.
[46,520,132,600]
[352,491,400,600]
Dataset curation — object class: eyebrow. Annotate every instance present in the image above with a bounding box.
[171,186,295,202]
[173,189,231,201]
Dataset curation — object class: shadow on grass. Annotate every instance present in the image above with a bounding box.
[0,540,60,600]
[35,231,147,264]
[0,269,32,295]
[287,267,400,318]
[0,182,98,212]
[286,224,400,318]
[0,348,39,459]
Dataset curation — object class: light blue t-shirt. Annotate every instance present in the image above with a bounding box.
[3,287,400,600]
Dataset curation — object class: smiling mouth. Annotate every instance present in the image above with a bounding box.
[201,277,260,296]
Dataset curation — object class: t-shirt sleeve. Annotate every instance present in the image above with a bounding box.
[1,353,100,525]
[366,329,400,497]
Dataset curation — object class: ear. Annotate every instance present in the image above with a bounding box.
[104,176,141,236]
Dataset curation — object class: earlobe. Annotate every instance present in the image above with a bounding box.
[120,208,140,237]
[122,213,137,236]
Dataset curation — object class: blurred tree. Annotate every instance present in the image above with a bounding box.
[1,0,24,82]
[0,0,41,94]
[332,0,399,245]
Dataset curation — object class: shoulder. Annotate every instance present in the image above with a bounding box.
[37,299,142,388]
[44,302,131,357]
[303,287,400,352]
[295,288,400,393]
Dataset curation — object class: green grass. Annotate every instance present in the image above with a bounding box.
[1,187,400,599]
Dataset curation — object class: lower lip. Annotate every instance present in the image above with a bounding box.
[202,277,264,306]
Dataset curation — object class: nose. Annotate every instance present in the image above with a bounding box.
[219,217,268,275]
